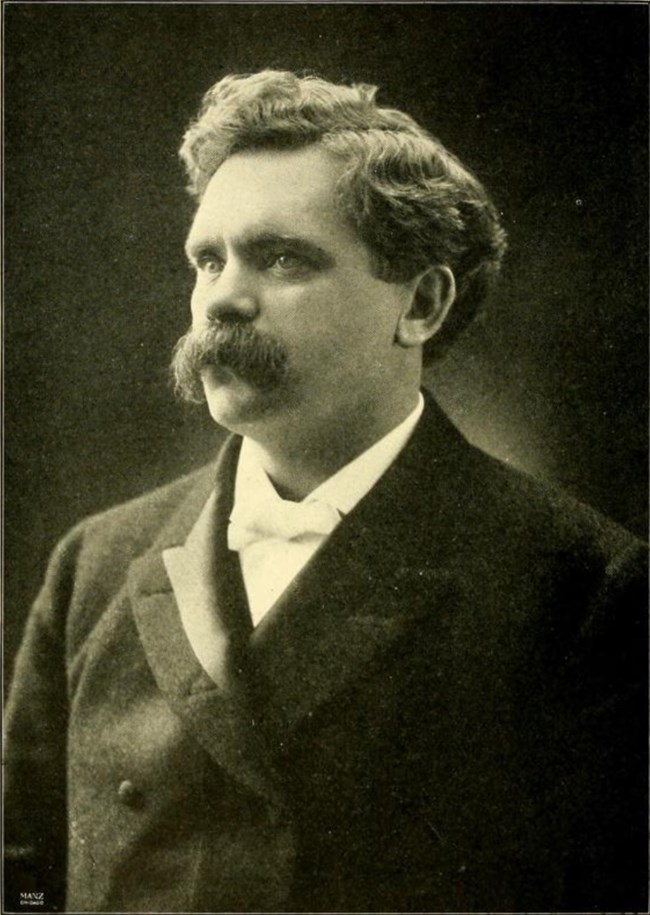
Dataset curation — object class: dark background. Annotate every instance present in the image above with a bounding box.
[4,3,648,676]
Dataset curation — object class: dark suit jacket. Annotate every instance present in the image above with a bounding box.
[4,397,648,912]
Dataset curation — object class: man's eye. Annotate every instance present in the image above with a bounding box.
[275,254,298,268]
[196,256,223,274]
[270,253,309,274]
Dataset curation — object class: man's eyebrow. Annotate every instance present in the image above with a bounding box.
[185,236,222,264]
[242,232,334,264]
[185,231,336,267]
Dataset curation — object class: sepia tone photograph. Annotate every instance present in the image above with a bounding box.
[3,2,648,912]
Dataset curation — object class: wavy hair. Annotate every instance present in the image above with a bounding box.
[180,70,507,360]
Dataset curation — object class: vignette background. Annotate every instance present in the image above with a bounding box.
[5,2,648,677]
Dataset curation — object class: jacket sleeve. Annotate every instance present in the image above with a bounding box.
[4,526,84,914]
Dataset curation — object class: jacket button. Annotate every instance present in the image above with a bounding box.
[117,780,144,808]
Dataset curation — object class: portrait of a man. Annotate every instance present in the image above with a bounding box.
[3,5,647,914]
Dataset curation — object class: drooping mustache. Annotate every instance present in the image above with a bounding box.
[170,322,290,402]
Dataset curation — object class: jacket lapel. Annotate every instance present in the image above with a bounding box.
[128,440,282,802]
[128,394,481,781]
[249,396,475,741]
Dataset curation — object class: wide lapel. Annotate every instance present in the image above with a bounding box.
[128,439,281,803]
[249,395,477,741]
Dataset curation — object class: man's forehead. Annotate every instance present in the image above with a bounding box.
[186,146,360,250]
[212,143,340,180]
[197,146,342,216]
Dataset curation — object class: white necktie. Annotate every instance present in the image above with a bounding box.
[228,497,341,552]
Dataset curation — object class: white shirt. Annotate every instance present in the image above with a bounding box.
[231,394,425,626]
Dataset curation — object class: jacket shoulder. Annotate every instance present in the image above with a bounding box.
[463,444,645,565]
[33,463,218,635]
[415,398,644,569]
[77,462,218,553]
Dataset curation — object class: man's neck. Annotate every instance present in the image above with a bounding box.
[240,390,423,502]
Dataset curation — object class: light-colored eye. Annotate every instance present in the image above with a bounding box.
[269,253,311,277]
[274,254,300,270]
[195,253,224,275]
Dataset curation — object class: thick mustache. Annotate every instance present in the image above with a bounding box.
[170,323,290,402]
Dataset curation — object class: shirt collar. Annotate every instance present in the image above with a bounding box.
[309,393,424,515]
[233,393,424,518]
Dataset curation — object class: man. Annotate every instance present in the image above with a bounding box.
[4,71,647,913]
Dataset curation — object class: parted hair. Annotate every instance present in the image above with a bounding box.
[180,70,507,360]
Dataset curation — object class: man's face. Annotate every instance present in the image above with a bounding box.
[182,145,418,436]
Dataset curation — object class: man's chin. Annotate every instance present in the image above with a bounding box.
[202,372,282,431]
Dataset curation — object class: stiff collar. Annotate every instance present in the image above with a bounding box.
[232,392,425,519]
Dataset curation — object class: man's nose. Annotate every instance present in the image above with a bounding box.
[193,263,259,325]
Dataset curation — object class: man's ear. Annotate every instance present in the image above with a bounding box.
[395,266,456,349]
